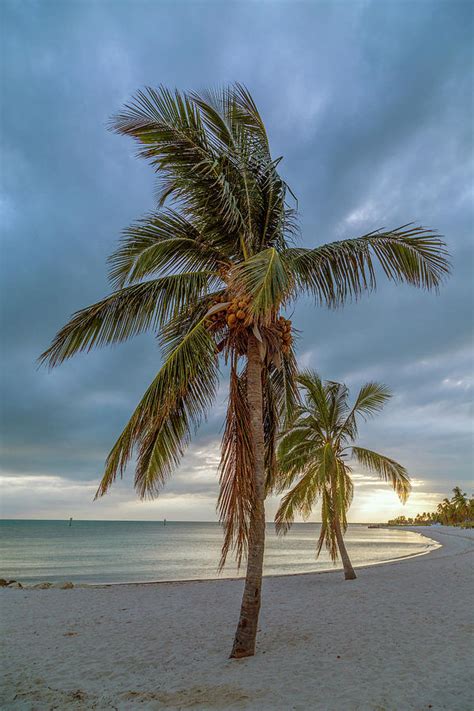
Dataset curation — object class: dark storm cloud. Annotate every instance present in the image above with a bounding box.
[1,0,472,518]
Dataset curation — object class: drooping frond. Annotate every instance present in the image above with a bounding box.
[109,210,229,289]
[277,425,312,466]
[95,317,219,499]
[157,289,220,355]
[39,273,216,368]
[218,362,255,569]
[286,225,450,307]
[270,343,300,424]
[275,424,322,492]
[351,446,411,503]
[274,457,325,535]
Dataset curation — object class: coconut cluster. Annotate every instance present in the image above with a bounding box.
[225,296,250,328]
[205,297,294,354]
[277,316,293,353]
[206,295,250,331]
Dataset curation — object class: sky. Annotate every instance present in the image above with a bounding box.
[1,0,473,523]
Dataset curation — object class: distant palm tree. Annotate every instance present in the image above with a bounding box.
[437,497,455,524]
[435,489,472,525]
[451,486,468,520]
[275,372,411,580]
[40,85,449,657]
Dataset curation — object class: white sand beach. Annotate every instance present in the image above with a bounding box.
[1,526,473,710]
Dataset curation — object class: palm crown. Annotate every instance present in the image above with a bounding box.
[275,372,411,563]
[40,83,449,655]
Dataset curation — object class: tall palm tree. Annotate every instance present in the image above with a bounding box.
[40,84,449,657]
[275,372,411,580]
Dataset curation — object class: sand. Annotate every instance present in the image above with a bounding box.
[1,525,473,711]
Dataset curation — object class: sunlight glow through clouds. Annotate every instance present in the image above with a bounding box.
[0,468,446,524]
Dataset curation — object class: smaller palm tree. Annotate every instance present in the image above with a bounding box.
[274,371,411,580]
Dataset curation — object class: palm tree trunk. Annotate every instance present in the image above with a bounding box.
[230,334,266,658]
[334,518,357,580]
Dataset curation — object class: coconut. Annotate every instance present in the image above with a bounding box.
[227,314,237,327]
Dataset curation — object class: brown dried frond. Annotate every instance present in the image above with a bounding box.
[218,360,255,570]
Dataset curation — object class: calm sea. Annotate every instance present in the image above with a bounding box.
[0,520,436,585]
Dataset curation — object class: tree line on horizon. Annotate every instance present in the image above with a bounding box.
[388,486,473,527]
[40,84,450,658]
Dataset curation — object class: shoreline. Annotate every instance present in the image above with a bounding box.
[100,529,440,588]
[2,525,439,589]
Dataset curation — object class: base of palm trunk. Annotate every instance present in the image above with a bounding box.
[229,639,256,659]
[229,513,264,659]
[344,568,357,580]
[230,610,259,658]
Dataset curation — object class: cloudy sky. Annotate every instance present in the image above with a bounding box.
[1,0,472,523]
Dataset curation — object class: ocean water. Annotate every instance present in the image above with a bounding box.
[0,520,437,585]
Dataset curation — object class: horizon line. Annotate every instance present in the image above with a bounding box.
[0,518,386,525]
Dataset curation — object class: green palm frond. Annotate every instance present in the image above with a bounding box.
[189,87,240,153]
[269,346,300,424]
[351,382,392,419]
[277,426,312,471]
[232,83,270,152]
[351,446,411,503]
[339,382,392,441]
[286,225,450,307]
[111,86,249,240]
[326,381,350,431]
[190,85,265,255]
[230,248,293,319]
[38,273,216,368]
[276,439,321,490]
[95,317,219,499]
[297,370,332,433]
[274,457,326,535]
[109,210,230,289]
